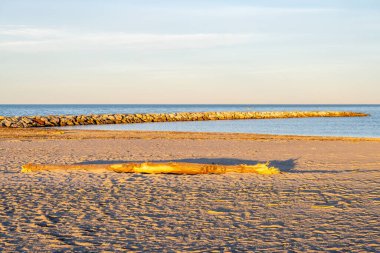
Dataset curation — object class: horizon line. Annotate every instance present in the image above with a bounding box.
[1,103,379,106]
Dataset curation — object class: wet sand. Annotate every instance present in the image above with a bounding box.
[0,129,379,252]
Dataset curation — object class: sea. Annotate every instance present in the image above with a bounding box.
[0,104,379,138]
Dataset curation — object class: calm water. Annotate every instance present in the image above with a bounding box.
[0,104,379,137]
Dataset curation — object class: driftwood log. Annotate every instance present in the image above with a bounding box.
[21,162,280,175]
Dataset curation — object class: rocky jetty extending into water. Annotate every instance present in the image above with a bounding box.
[0,111,369,128]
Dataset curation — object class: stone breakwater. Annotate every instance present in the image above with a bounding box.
[0,111,369,128]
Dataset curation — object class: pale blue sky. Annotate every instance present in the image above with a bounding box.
[0,0,379,104]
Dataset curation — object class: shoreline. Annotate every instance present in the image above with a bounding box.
[0,128,379,142]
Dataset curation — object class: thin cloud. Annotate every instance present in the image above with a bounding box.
[0,26,263,52]
[0,25,65,37]
[174,6,339,17]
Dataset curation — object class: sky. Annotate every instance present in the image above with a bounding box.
[0,0,379,104]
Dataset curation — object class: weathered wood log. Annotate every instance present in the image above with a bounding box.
[21,162,280,175]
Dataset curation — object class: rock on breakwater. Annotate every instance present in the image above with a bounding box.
[0,111,369,128]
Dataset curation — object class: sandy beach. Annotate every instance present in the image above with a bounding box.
[0,128,379,252]
[2,0,379,251]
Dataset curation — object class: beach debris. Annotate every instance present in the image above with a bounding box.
[1,111,369,128]
[21,162,280,175]
[311,205,336,209]
[207,210,228,215]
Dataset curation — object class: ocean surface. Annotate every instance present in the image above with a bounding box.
[0,104,379,137]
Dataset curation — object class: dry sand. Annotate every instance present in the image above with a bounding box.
[0,129,379,252]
